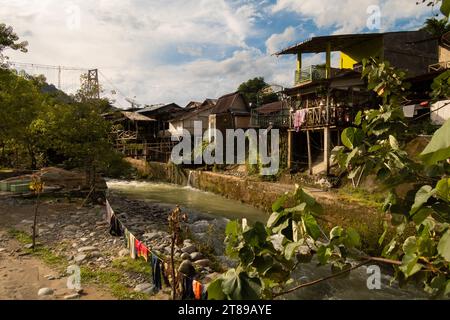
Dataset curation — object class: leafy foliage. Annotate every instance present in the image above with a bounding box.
[208,186,363,299]
[237,77,278,107]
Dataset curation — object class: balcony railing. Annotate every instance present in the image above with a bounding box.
[251,105,358,130]
[250,109,291,128]
[428,60,450,72]
[294,65,342,85]
[291,106,357,129]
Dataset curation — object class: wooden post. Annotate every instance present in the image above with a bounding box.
[306,130,313,175]
[326,42,331,79]
[287,130,293,169]
[324,127,331,175]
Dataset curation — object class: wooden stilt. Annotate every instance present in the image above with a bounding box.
[288,130,293,169]
[306,130,312,175]
[324,127,331,175]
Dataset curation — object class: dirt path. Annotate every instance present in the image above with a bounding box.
[0,231,114,300]
[0,196,115,300]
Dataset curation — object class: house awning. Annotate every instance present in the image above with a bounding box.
[275,33,383,55]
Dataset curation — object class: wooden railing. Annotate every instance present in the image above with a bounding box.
[251,105,357,130]
[294,65,342,85]
[250,109,291,128]
[428,61,450,72]
[291,106,356,129]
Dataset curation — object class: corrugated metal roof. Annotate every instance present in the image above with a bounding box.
[256,101,284,115]
[121,111,155,122]
[210,92,249,115]
[274,30,428,55]
[275,33,382,55]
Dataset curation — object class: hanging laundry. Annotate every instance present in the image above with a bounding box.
[161,262,171,287]
[105,200,114,223]
[193,280,202,300]
[181,274,195,300]
[109,214,123,237]
[123,228,130,249]
[135,239,141,258]
[293,109,307,132]
[140,244,149,262]
[403,104,416,118]
[151,254,162,292]
[129,233,137,259]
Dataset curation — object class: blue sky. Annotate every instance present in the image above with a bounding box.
[1,0,437,108]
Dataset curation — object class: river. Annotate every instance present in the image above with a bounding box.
[106,179,429,300]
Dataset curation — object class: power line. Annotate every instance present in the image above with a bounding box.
[8,61,90,72]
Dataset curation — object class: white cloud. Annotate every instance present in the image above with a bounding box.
[0,0,435,108]
[265,26,296,54]
[271,0,430,34]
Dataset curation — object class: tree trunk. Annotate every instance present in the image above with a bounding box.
[32,193,40,250]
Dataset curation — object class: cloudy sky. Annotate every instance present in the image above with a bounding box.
[0,0,437,108]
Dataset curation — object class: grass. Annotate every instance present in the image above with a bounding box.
[8,229,68,270]
[80,266,149,300]
[112,257,151,274]
[336,186,386,209]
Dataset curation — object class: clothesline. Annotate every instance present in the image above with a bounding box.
[105,199,206,300]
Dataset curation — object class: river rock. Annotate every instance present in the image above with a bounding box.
[74,254,87,264]
[118,249,129,257]
[89,251,101,258]
[181,253,190,260]
[189,220,210,234]
[194,259,211,268]
[178,260,196,276]
[78,246,97,253]
[190,252,203,262]
[181,245,196,254]
[64,293,80,300]
[134,283,155,295]
[38,288,54,296]
[64,225,79,232]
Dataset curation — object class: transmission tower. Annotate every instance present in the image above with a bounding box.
[87,69,100,99]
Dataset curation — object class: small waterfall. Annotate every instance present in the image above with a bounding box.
[186,170,193,188]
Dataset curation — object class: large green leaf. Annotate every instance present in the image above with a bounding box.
[302,214,321,240]
[284,242,302,260]
[243,222,267,248]
[402,236,418,255]
[294,188,323,215]
[441,0,450,17]
[437,230,450,262]
[435,178,450,202]
[399,253,423,278]
[225,220,240,237]
[410,185,434,215]
[239,246,255,267]
[221,269,262,300]
[272,194,288,212]
[267,211,286,228]
[341,127,364,150]
[345,227,361,248]
[420,119,450,165]
[207,278,227,300]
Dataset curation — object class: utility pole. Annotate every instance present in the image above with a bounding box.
[87,69,100,99]
[58,66,62,90]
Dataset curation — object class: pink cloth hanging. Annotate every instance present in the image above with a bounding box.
[294,109,307,132]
